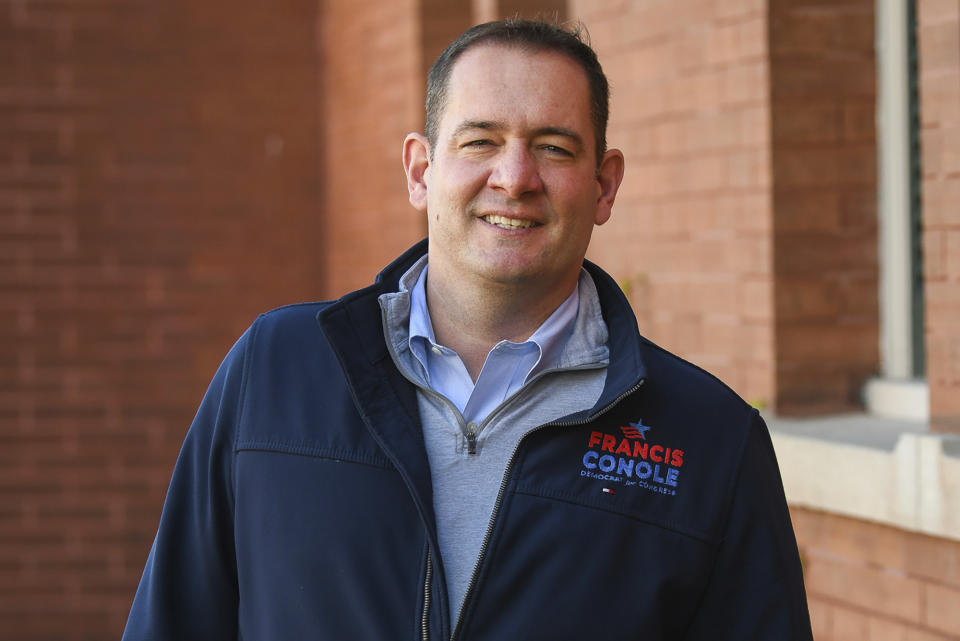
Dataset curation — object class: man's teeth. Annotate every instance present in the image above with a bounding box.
[483,215,536,230]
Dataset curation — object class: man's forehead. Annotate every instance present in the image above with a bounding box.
[440,44,592,132]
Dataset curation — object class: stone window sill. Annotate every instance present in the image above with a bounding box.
[766,412,960,542]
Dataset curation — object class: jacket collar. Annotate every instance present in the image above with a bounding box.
[579,259,648,412]
[323,238,648,416]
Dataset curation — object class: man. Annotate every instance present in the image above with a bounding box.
[123,19,812,640]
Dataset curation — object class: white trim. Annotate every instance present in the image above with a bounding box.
[863,376,929,421]
[876,0,916,378]
[767,413,960,541]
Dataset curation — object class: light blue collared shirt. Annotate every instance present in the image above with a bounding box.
[408,264,579,426]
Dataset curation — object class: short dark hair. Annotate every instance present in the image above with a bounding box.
[425,19,609,166]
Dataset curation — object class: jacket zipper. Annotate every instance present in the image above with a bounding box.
[448,379,646,640]
[421,546,432,641]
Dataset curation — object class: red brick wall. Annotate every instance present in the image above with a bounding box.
[473,0,566,22]
[793,507,960,640]
[768,0,880,414]
[574,0,777,408]
[1,1,323,638]
[421,1,476,79]
[919,0,960,433]
[5,0,960,637]
[317,0,428,298]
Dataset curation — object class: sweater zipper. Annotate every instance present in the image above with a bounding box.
[421,546,432,641]
[387,329,609,456]
[418,362,607,456]
[448,378,646,641]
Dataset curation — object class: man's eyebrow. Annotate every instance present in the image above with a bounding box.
[451,120,505,137]
[532,127,584,148]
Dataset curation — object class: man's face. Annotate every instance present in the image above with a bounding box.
[404,44,622,295]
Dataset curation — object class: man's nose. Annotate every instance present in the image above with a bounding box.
[487,143,543,198]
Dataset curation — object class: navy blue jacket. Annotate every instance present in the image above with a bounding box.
[122,240,812,640]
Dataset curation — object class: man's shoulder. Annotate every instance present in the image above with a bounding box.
[637,335,755,417]
[255,300,335,327]
[240,300,339,358]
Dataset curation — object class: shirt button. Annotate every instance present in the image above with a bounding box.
[431,345,443,356]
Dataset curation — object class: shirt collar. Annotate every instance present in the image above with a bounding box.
[407,262,437,363]
[377,255,609,386]
[406,261,579,382]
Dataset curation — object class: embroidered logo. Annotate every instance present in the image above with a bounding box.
[620,420,650,440]
[580,420,684,496]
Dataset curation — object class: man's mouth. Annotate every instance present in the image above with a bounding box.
[481,214,539,230]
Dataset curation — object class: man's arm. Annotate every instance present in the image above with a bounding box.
[682,412,814,640]
[121,332,248,641]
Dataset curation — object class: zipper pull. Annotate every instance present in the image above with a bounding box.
[465,422,477,455]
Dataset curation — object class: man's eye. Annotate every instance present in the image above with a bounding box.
[541,145,572,156]
[463,140,492,148]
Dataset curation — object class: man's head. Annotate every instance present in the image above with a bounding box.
[425,19,609,167]
[402,20,624,306]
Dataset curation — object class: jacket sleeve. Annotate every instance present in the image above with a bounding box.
[121,330,250,641]
[681,411,813,641]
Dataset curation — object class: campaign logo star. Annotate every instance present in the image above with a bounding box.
[628,420,651,440]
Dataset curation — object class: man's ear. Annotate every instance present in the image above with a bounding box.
[594,148,625,226]
[402,133,430,212]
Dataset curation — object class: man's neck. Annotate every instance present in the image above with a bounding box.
[425,269,578,382]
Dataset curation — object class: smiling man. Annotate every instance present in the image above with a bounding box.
[123,19,813,641]
[403,42,623,383]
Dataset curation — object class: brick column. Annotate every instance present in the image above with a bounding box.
[317,0,427,297]
[918,0,960,433]
[768,0,880,413]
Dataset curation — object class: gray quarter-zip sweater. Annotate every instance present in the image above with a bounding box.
[378,258,609,625]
